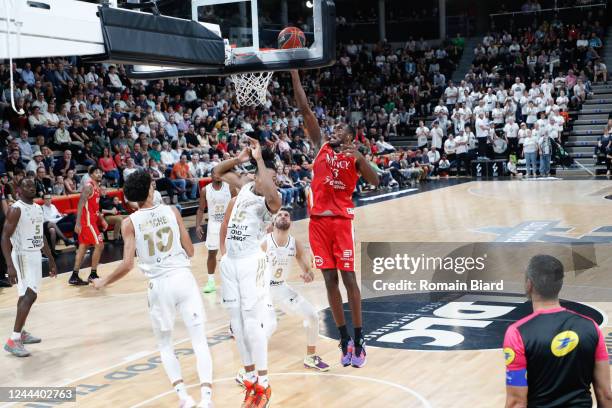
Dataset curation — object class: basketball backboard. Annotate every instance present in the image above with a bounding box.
[127,0,336,79]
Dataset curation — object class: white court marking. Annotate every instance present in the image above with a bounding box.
[130,372,432,408]
[0,322,230,408]
[358,188,418,202]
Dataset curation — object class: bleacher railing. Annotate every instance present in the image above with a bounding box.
[489,3,607,32]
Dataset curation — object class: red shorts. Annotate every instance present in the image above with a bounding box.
[79,217,103,246]
[309,215,355,272]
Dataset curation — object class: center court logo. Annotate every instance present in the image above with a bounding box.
[319,292,604,351]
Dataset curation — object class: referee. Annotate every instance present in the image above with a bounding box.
[504,255,612,408]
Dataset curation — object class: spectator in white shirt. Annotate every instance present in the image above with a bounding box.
[416,121,430,149]
[42,194,76,252]
[160,142,176,167]
[525,101,538,126]
[123,158,139,180]
[521,129,538,177]
[444,81,458,111]
[454,131,470,175]
[475,112,490,158]
[572,79,586,106]
[504,117,520,156]
[430,121,443,150]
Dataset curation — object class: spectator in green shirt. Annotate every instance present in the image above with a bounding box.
[148,139,162,163]
[451,33,465,50]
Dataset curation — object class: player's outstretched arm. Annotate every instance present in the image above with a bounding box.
[219,197,236,257]
[1,206,20,285]
[93,218,136,289]
[74,184,93,235]
[290,70,322,150]
[211,148,252,192]
[250,138,282,214]
[295,239,314,283]
[195,187,207,240]
[171,206,194,258]
[593,360,612,407]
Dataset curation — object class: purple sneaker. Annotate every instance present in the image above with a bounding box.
[304,355,330,372]
[340,338,354,367]
[351,340,367,368]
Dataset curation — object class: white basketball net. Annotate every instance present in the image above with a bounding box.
[230,71,273,106]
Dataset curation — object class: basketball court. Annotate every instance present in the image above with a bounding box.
[1,0,612,407]
[1,179,611,407]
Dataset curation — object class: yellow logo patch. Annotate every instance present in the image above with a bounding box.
[550,331,579,357]
[504,347,515,366]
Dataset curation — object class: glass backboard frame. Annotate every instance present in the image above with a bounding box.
[126,0,336,79]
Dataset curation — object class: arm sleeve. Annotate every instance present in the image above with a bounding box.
[504,325,528,387]
[593,321,609,362]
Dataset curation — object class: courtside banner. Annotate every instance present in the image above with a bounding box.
[360,242,612,302]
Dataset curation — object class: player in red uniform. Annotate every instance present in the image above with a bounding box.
[69,166,106,286]
[291,70,379,368]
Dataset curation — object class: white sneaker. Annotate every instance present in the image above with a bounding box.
[235,368,246,387]
[180,396,197,408]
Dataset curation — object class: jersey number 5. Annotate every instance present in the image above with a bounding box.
[144,226,173,257]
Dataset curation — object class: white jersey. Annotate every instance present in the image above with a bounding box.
[205,181,232,233]
[130,204,190,279]
[265,233,297,283]
[226,182,271,259]
[10,201,44,253]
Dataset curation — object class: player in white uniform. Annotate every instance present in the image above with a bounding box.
[2,177,57,357]
[196,173,235,294]
[237,208,329,385]
[214,137,281,408]
[93,171,213,408]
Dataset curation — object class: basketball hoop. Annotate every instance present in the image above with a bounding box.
[230,71,273,107]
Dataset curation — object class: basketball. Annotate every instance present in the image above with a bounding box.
[278,26,306,49]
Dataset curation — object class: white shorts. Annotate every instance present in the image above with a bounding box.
[205,229,220,251]
[220,252,268,310]
[13,251,42,297]
[147,269,206,333]
[269,282,303,313]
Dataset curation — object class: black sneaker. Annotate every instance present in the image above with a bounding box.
[88,271,100,282]
[0,279,11,288]
[69,274,89,286]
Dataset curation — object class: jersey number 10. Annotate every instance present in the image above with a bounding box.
[144,226,173,257]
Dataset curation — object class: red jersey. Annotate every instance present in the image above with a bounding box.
[308,142,358,219]
[82,180,100,223]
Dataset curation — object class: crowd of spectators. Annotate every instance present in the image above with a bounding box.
[411,14,609,177]
[0,31,466,212]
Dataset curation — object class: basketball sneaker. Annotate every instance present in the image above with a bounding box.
[304,355,330,371]
[21,330,41,344]
[240,379,257,408]
[4,338,30,357]
[235,368,246,387]
[351,338,367,368]
[252,383,271,408]
[340,338,354,367]
[88,271,100,282]
[179,396,196,408]
[69,274,89,286]
[202,280,216,293]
